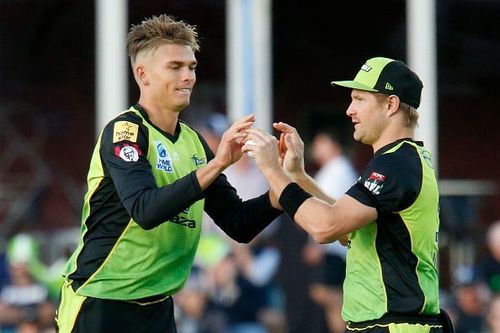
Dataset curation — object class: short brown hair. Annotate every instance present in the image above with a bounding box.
[126,14,200,64]
[375,93,419,129]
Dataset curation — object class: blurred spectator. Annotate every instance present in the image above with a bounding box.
[485,294,500,333]
[5,233,65,301]
[302,130,356,333]
[480,220,500,293]
[208,254,269,333]
[449,265,487,333]
[0,235,56,332]
[175,266,226,333]
[0,252,8,290]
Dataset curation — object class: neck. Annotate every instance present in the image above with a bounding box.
[139,98,180,135]
[372,126,414,153]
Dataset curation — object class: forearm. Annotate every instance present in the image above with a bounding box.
[209,192,281,243]
[129,172,203,229]
[291,171,336,205]
[196,159,226,190]
[292,197,343,243]
[204,174,282,243]
[262,167,294,199]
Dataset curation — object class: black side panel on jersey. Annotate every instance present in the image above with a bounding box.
[376,213,425,313]
[69,111,148,286]
[68,178,131,285]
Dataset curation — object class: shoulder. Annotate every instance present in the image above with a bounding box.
[371,142,421,179]
[102,110,147,142]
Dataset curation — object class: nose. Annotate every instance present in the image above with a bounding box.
[346,103,355,117]
[181,67,196,82]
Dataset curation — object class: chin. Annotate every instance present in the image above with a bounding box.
[175,100,190,111]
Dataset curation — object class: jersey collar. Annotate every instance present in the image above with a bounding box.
[133,103,182,143]
[374,138,424,158]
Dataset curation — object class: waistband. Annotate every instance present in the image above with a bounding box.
[70,279,170,306]
[347,312,442,330]
[127,294,171,306]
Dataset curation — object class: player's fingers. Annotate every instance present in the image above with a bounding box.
[273,122,298,134]
[278,133,287,156]
[245,128,275,144]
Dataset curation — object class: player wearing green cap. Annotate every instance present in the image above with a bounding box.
[244,57,453,332]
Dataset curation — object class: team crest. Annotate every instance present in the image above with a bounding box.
[363,171,386,195]
[155,141,173,172]
[114,143,142,162]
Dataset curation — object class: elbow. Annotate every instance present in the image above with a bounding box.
[308,224,341,245]
[133,215,158,230]
[130,207,164,230]
[311,233,334,244]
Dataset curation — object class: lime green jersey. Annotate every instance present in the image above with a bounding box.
[65,105,207,300]
[344,139,440,322]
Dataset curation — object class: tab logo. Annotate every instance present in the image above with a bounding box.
[385,82,394,90]
[155,141,173,172]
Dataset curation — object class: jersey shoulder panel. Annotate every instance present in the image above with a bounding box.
[348,141,423,213]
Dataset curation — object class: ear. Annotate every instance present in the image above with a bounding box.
[135,64,149,86]
[386,95,400,117]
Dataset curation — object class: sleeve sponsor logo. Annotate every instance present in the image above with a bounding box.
[113,121,139,143]
[168,208,196,228]
[155,141,173,173]
[363,171,386,195]
[114,143,142,162]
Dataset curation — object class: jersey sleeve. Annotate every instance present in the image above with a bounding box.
[195,132,282,243]
[346,151,421,215]
[100,115,204,230]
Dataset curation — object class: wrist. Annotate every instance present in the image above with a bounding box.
[279,182,312,219]
[208,158,227,173]
[288,169,307,182]
[261,162,284,179]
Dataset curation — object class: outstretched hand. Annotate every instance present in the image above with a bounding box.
[273,122,305,176]
[214,114,255,168]
[242,128,281,173]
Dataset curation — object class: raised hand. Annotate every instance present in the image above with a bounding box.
[242,128,281,173]
[213,114,255,168]
[273,122,305,176]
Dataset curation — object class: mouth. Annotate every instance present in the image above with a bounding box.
[176,88,192,94]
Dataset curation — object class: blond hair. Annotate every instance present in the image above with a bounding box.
[126,14,200,65]
[375,94,419,129]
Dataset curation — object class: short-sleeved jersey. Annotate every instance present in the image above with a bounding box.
[343,139,440,322]
[64,104,280,300]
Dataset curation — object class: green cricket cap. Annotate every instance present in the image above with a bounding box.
[331,57,424,108]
